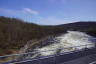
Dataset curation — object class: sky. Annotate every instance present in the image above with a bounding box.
[0,0,96,25]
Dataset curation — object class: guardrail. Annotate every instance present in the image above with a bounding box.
[0,43,95,64]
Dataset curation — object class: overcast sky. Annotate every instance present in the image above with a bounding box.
[0,0,96,25]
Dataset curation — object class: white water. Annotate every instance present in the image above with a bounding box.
[34,31,95,56]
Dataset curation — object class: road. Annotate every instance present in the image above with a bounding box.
[61,54,96,64]
[14,54,96,64]
[14,48,96,64]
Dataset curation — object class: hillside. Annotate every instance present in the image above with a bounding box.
[56,22,96,36]
[0,16,54,55]
[0,16,96,55]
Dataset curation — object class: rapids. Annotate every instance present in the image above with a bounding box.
[33,31,96,56]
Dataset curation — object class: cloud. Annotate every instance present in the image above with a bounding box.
[0,8,39,16]
[23,8,39,15]
[34,16,75,25]
[0,8,75,25]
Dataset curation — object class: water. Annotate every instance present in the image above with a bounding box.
[32,31,96,57]
[16,31,96,61]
